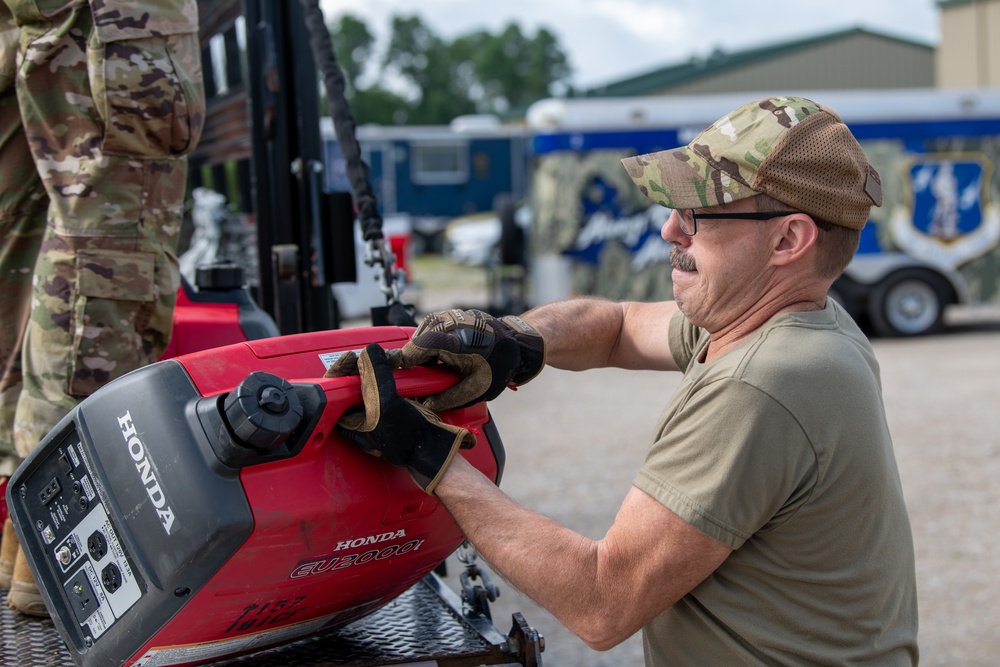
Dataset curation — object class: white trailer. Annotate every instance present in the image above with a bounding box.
[526,88,1000,336]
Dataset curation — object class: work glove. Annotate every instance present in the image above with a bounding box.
[337,343,475,495]
[328,309,545,412]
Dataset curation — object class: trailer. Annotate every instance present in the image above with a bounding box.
[525,88,1000,336]
[323,116,531,255]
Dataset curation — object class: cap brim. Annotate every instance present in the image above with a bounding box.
[621,147,757,210]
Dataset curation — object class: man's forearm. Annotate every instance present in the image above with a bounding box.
[436,456,639,650]
[522,297,679,372]
[521,297,626,371]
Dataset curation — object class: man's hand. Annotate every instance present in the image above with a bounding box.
[400,309,545,411]
[326,309,545,411]
[337,343,475,495]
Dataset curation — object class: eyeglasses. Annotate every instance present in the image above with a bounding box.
[677,210,799,236]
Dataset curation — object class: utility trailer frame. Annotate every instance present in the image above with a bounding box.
[0,572,544,667]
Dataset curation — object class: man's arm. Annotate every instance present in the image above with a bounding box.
[522,297,681,372]
[436,455,732,651]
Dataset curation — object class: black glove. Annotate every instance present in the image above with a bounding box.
[337,343,475,495]
[398,309,545,412]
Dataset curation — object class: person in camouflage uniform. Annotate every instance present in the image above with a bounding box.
[0,0,203,616]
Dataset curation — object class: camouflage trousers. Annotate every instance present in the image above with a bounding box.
[0,1,204,474]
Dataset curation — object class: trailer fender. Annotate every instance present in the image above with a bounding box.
[835,255,966,336]
[842,253,969,304]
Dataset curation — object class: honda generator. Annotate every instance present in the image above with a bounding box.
[5,326,504,667]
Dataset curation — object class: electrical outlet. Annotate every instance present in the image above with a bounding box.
[101,563,122,594]
[38,478,61,505]
[87,531,107,561]
[64,569,98,624]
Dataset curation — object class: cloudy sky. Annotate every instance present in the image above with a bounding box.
[318,0,940,89]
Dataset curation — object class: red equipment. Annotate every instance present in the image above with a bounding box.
[5,327,504,667]
[162,269,281,360]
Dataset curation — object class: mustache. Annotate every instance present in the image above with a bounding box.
[670,247,697,271]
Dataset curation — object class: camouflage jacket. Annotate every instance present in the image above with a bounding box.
[4,0,198,41]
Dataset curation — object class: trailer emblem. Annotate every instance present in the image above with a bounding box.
[890,153,1000,269]
[118,411,177,535]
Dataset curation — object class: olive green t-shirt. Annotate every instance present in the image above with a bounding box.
[634,300,918,666]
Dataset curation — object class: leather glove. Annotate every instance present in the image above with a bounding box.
[326,309,545,412]
[400,308,545,412]
[326,346,402,378]
[337,343,475,495]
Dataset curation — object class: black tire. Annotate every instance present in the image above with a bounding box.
[867,269,952,337]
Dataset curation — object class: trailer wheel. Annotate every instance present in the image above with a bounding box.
[867,269,951,337]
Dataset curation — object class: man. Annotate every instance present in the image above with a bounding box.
[0,0,203,615]
[338,96,919,665]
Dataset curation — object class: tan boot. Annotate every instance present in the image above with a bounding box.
[0,517,16,589]
[8,547,48,617]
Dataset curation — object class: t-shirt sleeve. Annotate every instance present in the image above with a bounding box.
[634,377,818,550]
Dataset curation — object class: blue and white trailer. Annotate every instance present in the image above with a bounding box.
[322,115,530,254]
[525,88,1000,336]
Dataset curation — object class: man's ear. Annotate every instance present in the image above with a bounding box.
[771,214,819,267]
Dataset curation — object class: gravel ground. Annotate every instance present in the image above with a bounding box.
[404,260,1000,666]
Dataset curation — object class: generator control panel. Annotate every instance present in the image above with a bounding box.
[14,427,142,645]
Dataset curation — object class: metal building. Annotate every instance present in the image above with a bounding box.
[937,0,1000,87]
[583,27,935,97]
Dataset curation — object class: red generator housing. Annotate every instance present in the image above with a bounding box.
[161,271,282,360]
[6,327,504,667]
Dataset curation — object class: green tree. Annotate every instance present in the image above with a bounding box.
[382,14,476,124]
[327,12,572,125]
[327,14,411,125]
[350,87,411,126]
[330,14,374,94]
[455,23,571,113]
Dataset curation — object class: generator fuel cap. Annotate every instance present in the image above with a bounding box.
[224,371,305,451]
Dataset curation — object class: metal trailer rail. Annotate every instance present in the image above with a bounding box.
[0,573,543,667]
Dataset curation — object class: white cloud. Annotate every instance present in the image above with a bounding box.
[591,0,687,41]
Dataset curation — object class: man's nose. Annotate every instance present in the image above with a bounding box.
[662,210,687,244]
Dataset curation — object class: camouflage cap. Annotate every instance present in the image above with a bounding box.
[621,96,883,230]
